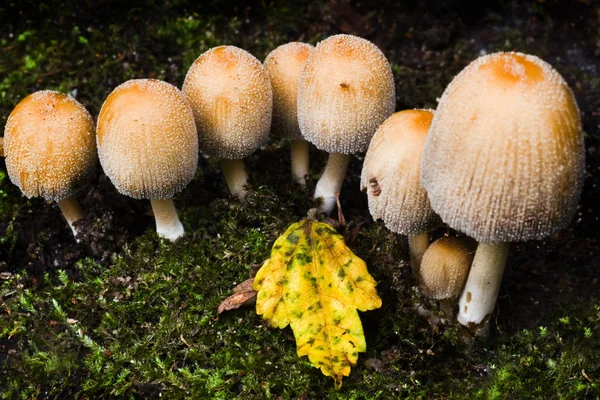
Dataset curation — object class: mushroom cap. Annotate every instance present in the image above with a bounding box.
[297,34,396,154]
[97,79,198,200]
[182,45,272,159]
[264,42,314,140]
[361,109,441,235]
[4,90,96,202]
[421,52,585,243]
[419,236,474,300]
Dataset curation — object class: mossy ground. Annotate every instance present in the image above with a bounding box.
[1,1,599,398]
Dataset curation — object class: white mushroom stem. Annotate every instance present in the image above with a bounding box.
[408,232,429,274]
[290,139,310,187]
[150,198,184,242]
[57,197,84,238]
[313,152,351,215]
[457,242,510,330]
[219,158,249,201]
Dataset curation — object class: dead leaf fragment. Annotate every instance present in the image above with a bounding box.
[217,278,257,316]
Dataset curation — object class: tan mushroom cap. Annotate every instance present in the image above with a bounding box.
[421,52,585,243]
[264,42,314,140]
[361,109,441,235]
[419,237,474,300]
[298,34,395,154]
[97,79,198,200]
[4,90,96,202]
[182,45,272,159]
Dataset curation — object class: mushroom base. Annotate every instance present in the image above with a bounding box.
[290,139,309,187]
[457,241,510,331]
[220,158,249,202]
[151,198,184,242]
[313,152,351,215]
[57,197,85,240]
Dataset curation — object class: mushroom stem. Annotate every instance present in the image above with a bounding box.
[290,139,309,187]
[219,158,249,201]
[150,198,184,242]
[313,152,351,215]
[408,232,429,274]
[57,197,84,238]
[457,242,510,331]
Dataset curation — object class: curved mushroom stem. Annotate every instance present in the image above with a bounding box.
[408,232,429,274]
[219,158,249,202]
[57,197,84,239]
[290,139,309,187]
[457,242,510,332]
[313,152,350,215]
[150,198,184,242]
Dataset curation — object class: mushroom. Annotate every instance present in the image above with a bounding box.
[361,109,441,272]
[96,79,198,241]
[0,137,4,157]
[264,42,314,187]
[298,34,395,214]
[421,52,585,332]
[182,45,272,201]
[419,236,475,316]
[3,90,96,238]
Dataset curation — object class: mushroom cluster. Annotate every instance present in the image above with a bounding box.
[0,37,586,339]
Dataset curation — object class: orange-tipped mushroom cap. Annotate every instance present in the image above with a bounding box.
[361,109,440,235]
[421,52,584,243]
[97,79,198,200]
[182,45,272,159]
[4,90,96,202]
[298,34,395,154]
[419,236,474,300]
[264,42,314,140]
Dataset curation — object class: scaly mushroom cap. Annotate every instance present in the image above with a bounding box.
[264,42,314,140]
[361,109,441,235]
[419,237,474,300]
[298,34,395,154]
[4,90,96,202]
[182,45,272,159]
[97,79,198,200]
[421,52,585,243]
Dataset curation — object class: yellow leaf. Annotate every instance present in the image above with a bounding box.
[254,220,382,389]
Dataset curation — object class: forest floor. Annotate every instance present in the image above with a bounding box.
[0,0,599,398]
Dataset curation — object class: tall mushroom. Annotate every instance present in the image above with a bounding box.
[419,236,475,316]
[97,79,198,241]
[183,45,272,201]
[361,110,440,272]
[4,90,96,238]
[298,34,395,214]
[264,42,314,187]
[421,52,585,332]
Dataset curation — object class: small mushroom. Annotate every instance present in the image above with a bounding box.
[419,236,476,316]
[3,90,96,238]
[264,42,314,187]
[421,52,585,333]
[183,45,272,201]
[96,79,198,241]
[298,34,395,214]
[361,110,441,272]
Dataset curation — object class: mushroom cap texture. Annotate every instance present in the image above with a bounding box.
[419,236,474,300]
[421,52,585,243]
[182,45,272,159]
[361,109,441,235]
[264,42,314,140]
[97,79,198,200]
[297,34,396,154]
[4,90,96,202]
